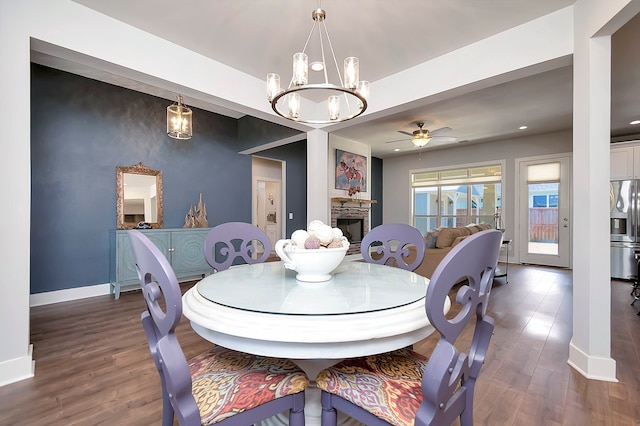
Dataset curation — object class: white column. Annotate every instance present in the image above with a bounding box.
[0,0,34,386]
[568,0,636,382]
[306,129,330,224]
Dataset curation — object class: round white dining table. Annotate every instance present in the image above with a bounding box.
[182,259,443,426]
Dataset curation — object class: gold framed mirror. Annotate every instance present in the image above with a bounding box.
[116,162,163,229]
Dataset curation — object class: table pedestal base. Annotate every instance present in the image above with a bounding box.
[258,359,364,426]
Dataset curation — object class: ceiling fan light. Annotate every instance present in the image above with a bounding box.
[412,136,430,147]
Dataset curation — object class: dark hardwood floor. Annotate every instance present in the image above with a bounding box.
[0,264,638,425]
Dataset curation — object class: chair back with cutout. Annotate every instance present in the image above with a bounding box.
[128,229,201,425]
[361,223,425,271]
[415,229,502,426]
[203,222,272,271]
[130,230,308,426]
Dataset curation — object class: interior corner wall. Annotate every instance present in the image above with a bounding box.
[30,64,252,294]
[237,115,302,152]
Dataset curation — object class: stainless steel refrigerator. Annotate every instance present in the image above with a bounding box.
[611,179,640,279]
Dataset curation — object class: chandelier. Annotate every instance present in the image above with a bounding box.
[167,95,192,140]
[267,5,370,124]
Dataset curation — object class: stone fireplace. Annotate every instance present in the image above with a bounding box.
[330,198,375,255]
[336,218,364,244]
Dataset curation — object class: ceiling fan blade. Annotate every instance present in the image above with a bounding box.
[397,130,414,137]
[385,137,410,144]
[429,126,453,136]
[431,136,457,143]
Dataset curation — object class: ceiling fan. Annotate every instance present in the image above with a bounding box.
[386,122,457,148]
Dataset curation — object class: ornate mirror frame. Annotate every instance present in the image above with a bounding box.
[116,162,163,230]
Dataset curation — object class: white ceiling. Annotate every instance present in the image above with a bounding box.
[35,1,640,158]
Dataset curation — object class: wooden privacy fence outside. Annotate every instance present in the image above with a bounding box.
[529,208,558,242]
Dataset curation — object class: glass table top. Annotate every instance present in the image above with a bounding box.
[196,260,428,316]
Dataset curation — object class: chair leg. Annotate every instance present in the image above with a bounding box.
[321,392,338,426]
[288,392,306,426]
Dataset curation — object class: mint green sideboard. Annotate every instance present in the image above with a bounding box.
[109,228,213,299]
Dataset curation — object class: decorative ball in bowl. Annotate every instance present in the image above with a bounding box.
[275,238,349,282]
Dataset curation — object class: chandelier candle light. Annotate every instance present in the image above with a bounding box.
[167,95,193,140]
[267,4,370,124]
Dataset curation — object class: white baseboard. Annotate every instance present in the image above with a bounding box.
[30,283,111,307]
[568,339,618,382]
[0,344,34,387]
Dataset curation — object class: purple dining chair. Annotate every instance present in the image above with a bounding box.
[361,223,426,271]
[203,222,272,272]
[127,230,308,426]
[317,229,503,426]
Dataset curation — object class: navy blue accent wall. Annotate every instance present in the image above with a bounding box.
[237,115,301,151]
[371,157,383,227]
[258,142,308,237]
[30,64,251,293]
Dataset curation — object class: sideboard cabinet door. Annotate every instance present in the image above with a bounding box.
[170,229,212,277]
[110,228,212,299]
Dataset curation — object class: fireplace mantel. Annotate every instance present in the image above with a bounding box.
[331,197,377,208]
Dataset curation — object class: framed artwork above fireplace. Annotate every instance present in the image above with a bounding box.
[335,149,367,192]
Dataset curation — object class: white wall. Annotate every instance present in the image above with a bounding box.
[383,130,573,236]
[0,0,33,386]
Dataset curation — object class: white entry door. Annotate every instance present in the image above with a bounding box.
[253,177,282,252]
[516,155,571,267]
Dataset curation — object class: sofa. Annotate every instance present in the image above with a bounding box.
[412,223,494,278]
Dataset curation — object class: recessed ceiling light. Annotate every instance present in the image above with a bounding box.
[519,125,528,130]
[310,61,324,72]
[394,148,400,152]
[631,120,640,125]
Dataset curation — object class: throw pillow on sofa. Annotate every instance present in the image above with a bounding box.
[465,223,494,234]
[435,227,465,248]
[424,227,441,248]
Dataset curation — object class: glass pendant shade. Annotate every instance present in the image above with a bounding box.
[357,80,370,108]
[344,57,359,89]
[328,95,340,120]
[292,53,308,86]
[167,95,192,140]
[288,93,300,119]
[267,73,281,102]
